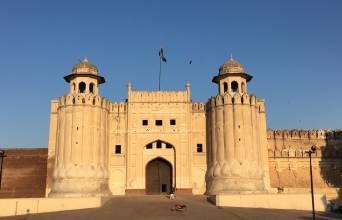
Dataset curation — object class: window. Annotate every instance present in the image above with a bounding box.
[231,81,239,92]
[155,120,163,126]
[79,82,86,93]
[166,143,173,149]
[197,144,203,153]
[156,141,162,148]
[115,145,121,154]
[146,143,152,149]
[89,83,94,94]
[170,119,176,125]
[72,83,76,91]
[223,82,228,93]
[142,120,148,126]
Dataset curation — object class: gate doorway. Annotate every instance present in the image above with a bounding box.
[146,158,172,194]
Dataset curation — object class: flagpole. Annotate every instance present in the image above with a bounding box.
[159,56,161,91]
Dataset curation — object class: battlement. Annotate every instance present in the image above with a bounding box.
[128,90,190,103]
[57,94,111,110]
[267,129,342,140]
[268,147,342,158]
[207,93,265,112]
[192,102,206,112]
[109,102,127,113]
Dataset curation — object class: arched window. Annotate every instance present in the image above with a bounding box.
[241,82,246,93]
[79,82,86,93]
[89,83,94,94]
[231,81,239,92]
[72,83,76,91]
[223,82,228,93]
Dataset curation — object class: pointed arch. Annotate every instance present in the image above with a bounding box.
[223,82,228,93]
[146,157,173,194]
[231,81,239,92]
[89,83,95,94]
[79,82,86,93]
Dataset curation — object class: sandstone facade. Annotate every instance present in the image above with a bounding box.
[267,129,342,191]
[36,56,340,198]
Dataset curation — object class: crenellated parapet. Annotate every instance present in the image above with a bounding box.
[205,92,268,194]
[267,129,342,157]
[192,102,206,112]
[206,92,266,108]
[57,94,111,111]
[268,147,342,158]
[129,90,190,103]
[109,102,127,113]
[267,129,327,140]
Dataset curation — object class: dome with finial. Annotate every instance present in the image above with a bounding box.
[64,57,105,84]
[212,54,252,84]
[219,56,245,75]
[72,58,99,75]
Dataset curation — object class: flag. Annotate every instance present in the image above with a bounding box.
[159,48,167,62]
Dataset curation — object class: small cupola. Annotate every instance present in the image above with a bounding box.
[212,55,252,95]
[64,58,105,95]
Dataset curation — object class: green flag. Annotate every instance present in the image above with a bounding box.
[159,48,167,62]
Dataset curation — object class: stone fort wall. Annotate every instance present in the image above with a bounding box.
[267,129,342,192]
[1,129,341,198]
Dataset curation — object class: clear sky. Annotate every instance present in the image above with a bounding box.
[0,0,341,147]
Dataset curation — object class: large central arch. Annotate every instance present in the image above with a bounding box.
[145,157,172,194]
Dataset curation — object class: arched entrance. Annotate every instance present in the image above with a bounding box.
[146,158,172,194]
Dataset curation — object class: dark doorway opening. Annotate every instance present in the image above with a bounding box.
[146,158,172,194]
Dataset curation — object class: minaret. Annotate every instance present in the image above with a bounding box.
[206,55,268,195]
[49,58,111,197]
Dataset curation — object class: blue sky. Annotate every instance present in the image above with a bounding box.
[0,0,341,147]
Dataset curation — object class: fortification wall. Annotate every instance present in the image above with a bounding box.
[191,102,207,194]
[267,129,342,191]
[0,148,47,198]
[108,102,127,195]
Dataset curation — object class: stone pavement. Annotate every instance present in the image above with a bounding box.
[0,195,341,220]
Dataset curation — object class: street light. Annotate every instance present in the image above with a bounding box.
[305,145,317,220]
[0,149,6,190]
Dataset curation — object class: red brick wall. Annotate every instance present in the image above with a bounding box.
[0,148,47,198]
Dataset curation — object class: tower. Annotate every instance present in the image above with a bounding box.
[49,58,111,197]
[206,56,269,195]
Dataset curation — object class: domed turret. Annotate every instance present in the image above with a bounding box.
[212,55,252,95]
[64,58,105,95]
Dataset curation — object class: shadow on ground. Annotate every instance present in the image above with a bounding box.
[1,196,342,220]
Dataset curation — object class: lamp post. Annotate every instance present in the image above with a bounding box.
[0,149,6,190]
[305,145,317,220]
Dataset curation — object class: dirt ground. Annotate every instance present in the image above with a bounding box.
[1,195,341,220]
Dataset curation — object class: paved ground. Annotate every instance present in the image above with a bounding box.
[1,195,341,220]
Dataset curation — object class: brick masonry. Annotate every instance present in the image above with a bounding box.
[0,148,47,198]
